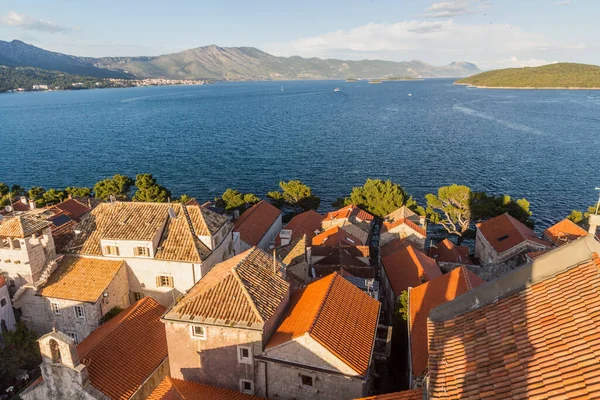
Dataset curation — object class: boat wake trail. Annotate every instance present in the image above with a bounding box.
[453,104,544,135]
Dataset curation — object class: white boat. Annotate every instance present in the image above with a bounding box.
[334,88,340,92]
[408,93,412,96]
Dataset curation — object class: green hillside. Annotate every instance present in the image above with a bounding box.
[456,63,600,88]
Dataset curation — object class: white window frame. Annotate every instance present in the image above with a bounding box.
[239,379,254,395]
[104,245,120,256]
[134,246,150,257]
[75,306,85,319]
[66,331,79,344]
[237,345,252,364]
[190,325,207,340]
[51,302,61,315]
[157,275,174,288]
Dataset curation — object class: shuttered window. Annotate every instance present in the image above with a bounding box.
[156,275,174,288]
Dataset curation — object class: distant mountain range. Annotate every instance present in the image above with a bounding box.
[0,40,481,81]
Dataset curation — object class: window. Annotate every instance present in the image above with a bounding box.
[0,298,6,308]
[301,375,313,387]
[190,325,206,340]
[239,379,254,395]
[156,275,174,288]
[134,247,150,257]
[237,345,252,364]
[75,306,85,319]
[133,292,143,301]
[51,302,61,315]
[66,332,79,345]
[9,280,15,288]
[104,246,120,256]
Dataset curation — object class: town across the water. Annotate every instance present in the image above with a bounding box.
[1,189,600,400]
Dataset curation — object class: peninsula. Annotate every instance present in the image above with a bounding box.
[455,63,600,89]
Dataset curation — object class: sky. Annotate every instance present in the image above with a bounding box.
[0,0,597,69]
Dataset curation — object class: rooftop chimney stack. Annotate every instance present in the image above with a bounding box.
[20,196,27,205]
[29,199,36,210]
[589,214,600,236]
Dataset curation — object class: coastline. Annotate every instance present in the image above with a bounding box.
[454,82,600,90]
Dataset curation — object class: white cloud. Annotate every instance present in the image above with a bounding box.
[557,0,571,5]
[507,56,557,67]
[0,11,72,33]
[425,1,472,18]
[265,19,586,69]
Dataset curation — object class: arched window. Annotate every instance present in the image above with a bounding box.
[49,339,61,362]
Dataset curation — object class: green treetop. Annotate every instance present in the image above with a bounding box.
[93,174,134,200]
[268,180,320,211]
[215,189,260,211]
[65,186,92,197]
[132,174,171,203]
[42,188,67,205]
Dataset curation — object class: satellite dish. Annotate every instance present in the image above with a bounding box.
[5,206,13,212]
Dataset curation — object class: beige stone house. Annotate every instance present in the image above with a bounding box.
[259,272,381,400]
[22,297,168,400]
[474,213,551,265]
[161,247,290,395]
[321,204,374,235]
[233,200,282,253]
[17,256,130,340]
[381,206,427,250]
[65,201,234,306]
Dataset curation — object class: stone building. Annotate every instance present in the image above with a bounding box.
[65,201,234,306]
[321,204,374,238]
[0,214,56,294]
[148,376,262,400]
[474,213,551,265]
[22,297,168,400]
[17,256,130,340]
[542,218,589,246]
[259,272,381,400]
[380,206,427,250]
[161,247,290,395]
[0,275,16,341]
[276,210,324,247]
[233,200,282,253]
[429,238,473,272]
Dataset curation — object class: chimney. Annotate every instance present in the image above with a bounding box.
[419,215,426,226]
[20,196,27,205]
[589,214,600,236]
[233,209,240,220]
[29,199,36,210]
[68,193,73,200]
[272,248,278,275]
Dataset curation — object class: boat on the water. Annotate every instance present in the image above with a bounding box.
[334,88,341,92]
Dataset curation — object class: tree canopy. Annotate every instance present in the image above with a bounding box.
[471,192,534,228]
[0,322,41,393]
[267,180,320,211]
[132,174,171,203]
[65,186,92,197]
[215,189,260,211]
[335,179,423,218]
[93,174,134,200]
[567,204,599,226]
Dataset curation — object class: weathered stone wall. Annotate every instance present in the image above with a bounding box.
[164,320,262,392]
[17,289,53,335]
[100,262,130,316]
[130,357,170,400]
[475,230,547,265]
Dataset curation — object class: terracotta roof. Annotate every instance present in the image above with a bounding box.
[148,376,263,400]
[526,249,550,260]
[312,265,377,279]
[427,238,600,400]
[0,215,52,238]
[323,204,374,224]
[314,247,369,267]
[234,200,281,246]
[277,210,324,245]
[266,272,380,376]
[164,247,289,329]
[187,205,229,236]
[312,226,364,246]
[408,267,484,377]
[380,237,410,257]
[77,298,167,400]
[278,236,307,266]
[0,198,30,215]
[476,213,551,255]
[65,202,224,263]
[382,217,426,237]
[357,388,422,400]
[385,206,418,223]
[543,218,588,245]
[429,238,473,265]
[381,245,442,296]
[38,256,125,303]
[311,244,370,258]
[50,198,91,221]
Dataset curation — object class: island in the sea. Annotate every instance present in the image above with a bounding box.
[455,62,600,89]
[383,76,424,81]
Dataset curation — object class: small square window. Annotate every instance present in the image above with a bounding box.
[51,302,61,315]
[191,325,206,339]
[239,379,253,394]
[133,292,143,301]
[238,346,252,364]
[134,247,150,257]
[105,246,120,256]
[75,306,85,319]
[67,332,79,344]
[9,279,15,287]
[301,375,313,387]
[156,275,174,288]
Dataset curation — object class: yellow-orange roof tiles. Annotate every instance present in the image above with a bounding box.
[543,218,588,245]
[324,204,374,224]
[381,244,442,296]
[0,214,52,238]
[276,209,324,246]
[77,297,167,400]
[356,388,422,399]
[148,376,263,400]
[476,213,551,255]
[233,200,281,246]
[312,225,364,246]
[165,247,289,329]
[38,256,125,303]
[266,272,380,376]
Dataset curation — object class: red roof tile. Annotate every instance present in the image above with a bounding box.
[381,238,410,257]
[148,376,263,400]
[381,245,442,296]
[50,198,91,221]
[543,218,588,245]
[429,239,473,265]
[312,226,364,246]
[313,265,377,279]
[277,210,324,245]
[382,218,426,237]
[323,204,374,224]
[234,200,281,246]
[77,298,167,400]
[476,213,551,254]
[357,388,423,399]
[266,272,380,376]
[427,250,600,399]
[408,267,484,377]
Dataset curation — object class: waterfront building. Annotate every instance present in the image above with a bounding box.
[233,200,282,254]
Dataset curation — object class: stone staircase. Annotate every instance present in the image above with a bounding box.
[11,284,28,303]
